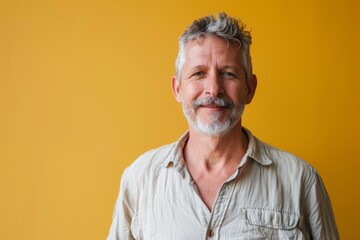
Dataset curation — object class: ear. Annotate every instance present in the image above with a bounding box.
[245,74,257,104]
[171,76,182,103]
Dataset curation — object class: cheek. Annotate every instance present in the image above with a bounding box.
[225,83,247,103]
[181,83,202,102]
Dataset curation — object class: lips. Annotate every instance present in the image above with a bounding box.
[192,97,234,111]
[201,104,226,108]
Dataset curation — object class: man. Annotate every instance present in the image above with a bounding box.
[107,13,339,239]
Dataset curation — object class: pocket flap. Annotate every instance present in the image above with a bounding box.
[241,208,299,230]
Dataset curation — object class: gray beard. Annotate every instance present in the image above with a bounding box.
[182,103,244,136]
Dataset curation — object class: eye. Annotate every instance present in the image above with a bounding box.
[190,71,206,78]
[220,71,236,78]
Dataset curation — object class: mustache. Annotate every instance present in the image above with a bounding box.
[191,97,234,111]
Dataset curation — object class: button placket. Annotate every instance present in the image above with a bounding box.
[210,181,237,239]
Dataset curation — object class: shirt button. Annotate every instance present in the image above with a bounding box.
[207,228,214,237]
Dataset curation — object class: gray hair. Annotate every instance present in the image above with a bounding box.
[175,13,252,83]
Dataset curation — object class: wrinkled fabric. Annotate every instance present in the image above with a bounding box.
[107,129,339,240]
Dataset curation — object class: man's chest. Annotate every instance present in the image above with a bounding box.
[130,170,306,240]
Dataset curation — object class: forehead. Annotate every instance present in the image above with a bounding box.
[183,36,242,66]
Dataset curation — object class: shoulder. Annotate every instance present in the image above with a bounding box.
[125,142,176,177]
[120,141,178,192]
[264,140,314,169]
[256,137,318,186]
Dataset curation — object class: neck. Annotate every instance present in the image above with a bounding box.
[184,123,249,171]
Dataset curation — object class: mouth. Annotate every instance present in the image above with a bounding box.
[199,104,228,110]
[191,97,234,112]
[202,104,224,107]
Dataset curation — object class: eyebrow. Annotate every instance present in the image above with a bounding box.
[185,63,243,77]
[189,65,240,70]
[189,65,207,70]
[221,65,240,70]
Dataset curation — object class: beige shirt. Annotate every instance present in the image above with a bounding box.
[107,129,339,239]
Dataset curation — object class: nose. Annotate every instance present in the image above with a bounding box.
[205,72,224,97]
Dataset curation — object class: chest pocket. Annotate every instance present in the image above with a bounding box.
[235,208,304,240]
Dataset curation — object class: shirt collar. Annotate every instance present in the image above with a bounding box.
[161,131,189,170]
[161,128,273,170]
[242,128,273,166]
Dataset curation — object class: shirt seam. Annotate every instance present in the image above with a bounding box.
[299,167,317,219]
[122,168,136,207]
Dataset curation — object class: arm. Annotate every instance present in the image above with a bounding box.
[107,169,135,240]
[303,172,339,239]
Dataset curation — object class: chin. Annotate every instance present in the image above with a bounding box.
[183,103,245,136]
[193,117,240,136]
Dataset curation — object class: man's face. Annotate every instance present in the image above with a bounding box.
[172,36,256,136]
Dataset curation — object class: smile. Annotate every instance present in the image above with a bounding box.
[200,104,229,109]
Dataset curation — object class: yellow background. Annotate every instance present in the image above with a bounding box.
[1,0,359,239]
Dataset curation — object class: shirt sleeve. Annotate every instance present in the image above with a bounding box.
[303,172,339,239]
[107,169,135,240]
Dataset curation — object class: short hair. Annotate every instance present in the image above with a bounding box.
[175,12,252,83]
